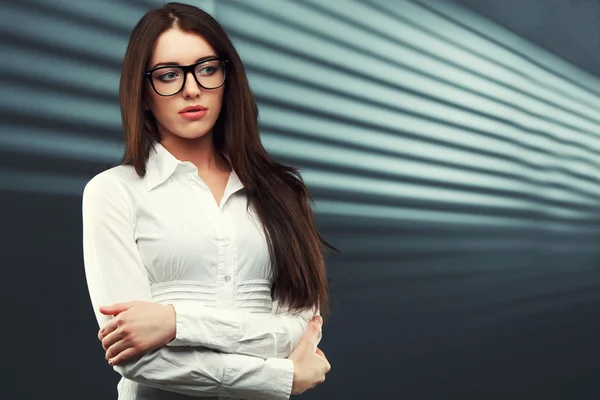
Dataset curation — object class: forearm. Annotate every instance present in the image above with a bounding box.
[116,344,294,400]
[168,302,320,359]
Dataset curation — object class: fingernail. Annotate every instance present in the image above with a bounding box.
[108,358,114,366]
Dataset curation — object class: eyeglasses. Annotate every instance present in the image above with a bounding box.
[144,58,229,96]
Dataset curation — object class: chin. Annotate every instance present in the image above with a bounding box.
[156,118,216,142]
[174,129,212,141]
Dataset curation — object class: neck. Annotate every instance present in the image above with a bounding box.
[160,131,229,174]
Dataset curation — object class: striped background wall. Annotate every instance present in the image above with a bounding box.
[2,0,600,398]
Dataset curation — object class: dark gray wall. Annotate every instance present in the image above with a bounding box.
[453,0,600,78]
[2,0,600,399]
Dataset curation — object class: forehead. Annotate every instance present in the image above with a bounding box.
[149,28,216,66]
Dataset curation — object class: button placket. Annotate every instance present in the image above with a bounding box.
[187,171,230,306]
[221,236,232,284]
[221,211,237,306]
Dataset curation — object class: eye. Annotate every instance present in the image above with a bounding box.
[156,70,180,82]
[197,66,216,75]
[195,61,221,76]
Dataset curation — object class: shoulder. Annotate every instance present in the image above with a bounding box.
[84,164,139,193]
[82,164,142,208]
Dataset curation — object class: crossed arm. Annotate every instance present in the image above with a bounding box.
[82,174,320,399]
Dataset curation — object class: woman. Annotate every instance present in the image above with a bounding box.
[82,3,333,399]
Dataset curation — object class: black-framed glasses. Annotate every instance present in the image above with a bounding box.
[144,58,229,96]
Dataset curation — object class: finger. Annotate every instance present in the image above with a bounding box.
[99,301,137,315]
[98,319,118,341]
[312,315,323,326]
[105,337,132,361]
[102,329,124,353]
[311,374,326,389]
[315,348,331,372]
[109,347,139,366]
[300,316,322,347]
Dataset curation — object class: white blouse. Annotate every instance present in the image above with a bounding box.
[82,142,320,400]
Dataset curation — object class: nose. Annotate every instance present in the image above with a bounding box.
[182,71,201,98]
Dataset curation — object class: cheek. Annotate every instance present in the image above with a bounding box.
[149,94,175,122]
[210,90,225,115]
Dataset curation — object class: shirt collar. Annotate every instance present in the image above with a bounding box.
[145,141,244,194]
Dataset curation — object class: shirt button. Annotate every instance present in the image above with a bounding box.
[224,275,231,283]
[224,238,231,246]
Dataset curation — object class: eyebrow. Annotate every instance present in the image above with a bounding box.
[150,55,218,69]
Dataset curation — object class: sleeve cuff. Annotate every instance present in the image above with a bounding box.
[219,355,294,400]
[265,358,294,399]
[167,302,242,350]
[167,302,210,347]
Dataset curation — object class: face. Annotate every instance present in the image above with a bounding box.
[145,28,225,143]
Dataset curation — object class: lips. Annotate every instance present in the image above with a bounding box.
[180,105,207,113]
[179,105,208,120]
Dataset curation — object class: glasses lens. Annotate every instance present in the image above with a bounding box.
[194,60,226,89]
[150,60,226,96]
[151,67,185,96]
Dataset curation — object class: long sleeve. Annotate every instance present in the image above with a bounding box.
[168,301,321,359]
[82,172,293,400]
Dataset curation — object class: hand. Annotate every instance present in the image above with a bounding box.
[97,301,176,366]
[288,316,331,395]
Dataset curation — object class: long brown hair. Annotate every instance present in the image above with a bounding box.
[119,2,336,316]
